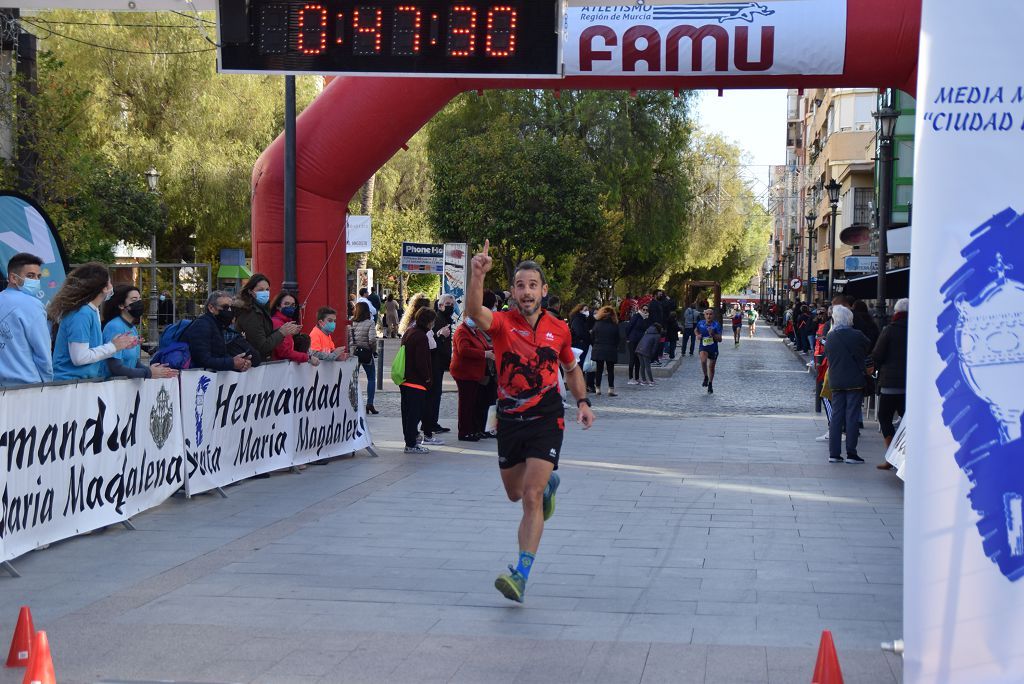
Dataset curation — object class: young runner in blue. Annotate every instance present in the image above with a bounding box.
[696,308,723,394]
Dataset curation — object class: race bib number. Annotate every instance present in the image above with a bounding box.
[702,336,715,347]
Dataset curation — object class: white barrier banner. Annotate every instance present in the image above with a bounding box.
[180,360,371,495]
[906,1,1024,681]
[564,0,846,76]
[0,379,184,563]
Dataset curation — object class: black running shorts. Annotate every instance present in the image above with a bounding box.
[497,414,565,470]
[701,348,720,361]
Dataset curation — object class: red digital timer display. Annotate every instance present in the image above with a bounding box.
[218,0,559,77]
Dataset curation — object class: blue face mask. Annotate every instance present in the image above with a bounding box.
[254,290,270,305]
[281,306,297,319]
[104,287,114,302]
[321,321,336,334]
[18,276,41,298]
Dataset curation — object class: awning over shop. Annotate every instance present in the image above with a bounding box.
[835,267,910,300]
[217,264,252,281]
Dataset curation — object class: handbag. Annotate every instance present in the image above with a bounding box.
[350,326,374,365]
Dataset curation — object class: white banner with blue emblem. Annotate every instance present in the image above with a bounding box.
[564,0,847,76]
[906,1,1024,681]
[0,378,183,563]
[180,360,371,496]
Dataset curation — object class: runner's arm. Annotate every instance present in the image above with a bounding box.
[467,240,494,331]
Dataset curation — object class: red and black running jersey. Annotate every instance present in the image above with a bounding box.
[488,309,576,419]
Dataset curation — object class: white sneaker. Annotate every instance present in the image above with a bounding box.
[404,445,430,454]
[627,379,638,385]
[815,432,830,442]
[421,436,445,446]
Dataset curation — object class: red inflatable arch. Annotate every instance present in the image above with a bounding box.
[251,0,921,322]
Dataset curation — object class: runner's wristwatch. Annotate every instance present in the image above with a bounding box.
[576,397,592,408]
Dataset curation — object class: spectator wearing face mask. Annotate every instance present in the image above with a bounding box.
[0,252,52,386]
[234,273,301,363]
[309,306,345,360]
[182,291,252,372]
[100,285,178,379]
[49,263,139,381]
[569,303,595,392]
[270,290,318,366]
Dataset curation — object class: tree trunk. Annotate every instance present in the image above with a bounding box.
[356,174,375,271]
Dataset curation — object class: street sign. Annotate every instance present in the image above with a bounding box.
[217,0,562,78]
[400,242,444,273]
[844,256,879,274]
[789,277,803,291]
[809,276,818,283]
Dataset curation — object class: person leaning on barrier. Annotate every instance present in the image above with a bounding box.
[234,273,300,363]
[0,252,53,386]
[182,291,252,372]
[308,306,346,361]
[101,284,178,379]
[49,262,140,382]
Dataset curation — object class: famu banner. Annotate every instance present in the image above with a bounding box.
[906,1,1024,681]
[563,0,847,76]
[0,378,183,563]
[180,360,371,495]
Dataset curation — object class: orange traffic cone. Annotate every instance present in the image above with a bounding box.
[811,630,844,684]
[5,606,34,668]
[21,631,55,684]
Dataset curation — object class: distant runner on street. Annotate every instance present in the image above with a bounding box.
[697,309,723,394]
[466,239,596,603]
[746,306,759,337]
[731,307,743,345]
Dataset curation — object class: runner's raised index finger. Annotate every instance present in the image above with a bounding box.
[482,239,489,256]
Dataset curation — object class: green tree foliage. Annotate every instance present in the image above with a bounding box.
[428,102,604,291]
[9,11,319,264]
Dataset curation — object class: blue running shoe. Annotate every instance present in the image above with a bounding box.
[543,471,560,521]
[494,565,526,603]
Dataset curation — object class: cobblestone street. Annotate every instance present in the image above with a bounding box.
[0,324,904,683]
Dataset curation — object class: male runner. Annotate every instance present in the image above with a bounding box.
[466,240,596,603]
[730,306,743,344]
[697,308,723,394]
[746,306,759,337]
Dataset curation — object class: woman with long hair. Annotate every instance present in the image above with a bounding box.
[590,306,620,396]
[49,263,139,381]
[234,273,301,362]
[100,284,178,379]
[398,293,430,335]
[349,301,380,414]
[269,290,317,365]
[399,306,437,453]
[384,294,400,338]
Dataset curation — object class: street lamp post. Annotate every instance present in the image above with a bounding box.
[805,208,818,307]
[145,167,161,345]
[874,105,900,330]
[825,178,841,300]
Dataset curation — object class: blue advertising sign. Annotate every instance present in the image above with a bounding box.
[0,192,68,305]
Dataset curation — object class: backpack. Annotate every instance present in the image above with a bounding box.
[390,344,406,386]
[151,319,193,370]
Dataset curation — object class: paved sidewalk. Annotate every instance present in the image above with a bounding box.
[0,326,903,683]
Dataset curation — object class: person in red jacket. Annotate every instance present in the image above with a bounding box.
[270,291,317,365]
[451,314,496,441]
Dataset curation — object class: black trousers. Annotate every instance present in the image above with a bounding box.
[595,360,615,389]
[681,328,696,354]
[423,364,446,434]
[456,378,495,437]
[400,385,427,448]
[627,340,640,380]
[877,393,906,439]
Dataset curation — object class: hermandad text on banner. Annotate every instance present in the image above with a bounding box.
[180,360,371,496]
[0,378,183,563]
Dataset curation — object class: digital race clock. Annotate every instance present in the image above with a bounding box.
[217,0,562,77]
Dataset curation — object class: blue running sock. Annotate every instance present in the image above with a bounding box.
[515,551,536,581]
